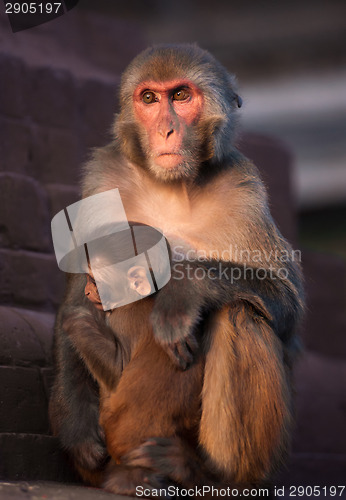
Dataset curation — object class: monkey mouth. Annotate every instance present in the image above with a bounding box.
[156,152,183,169]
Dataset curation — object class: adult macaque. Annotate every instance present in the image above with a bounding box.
[49,44,304,496]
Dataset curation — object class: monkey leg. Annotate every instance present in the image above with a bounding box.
[200,303,292,484]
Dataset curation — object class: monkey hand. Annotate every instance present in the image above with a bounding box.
[150,295,200,370]
[122,437,196,487]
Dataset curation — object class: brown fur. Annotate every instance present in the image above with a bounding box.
[200,305,291,483]
[101,299,203,462]
[61,293,204,494]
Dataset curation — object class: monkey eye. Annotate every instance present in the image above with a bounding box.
[142,91,156,104]
[173,89,190,101]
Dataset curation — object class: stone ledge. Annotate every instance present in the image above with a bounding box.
[0,433,78,483]
[0,367,50,433]
[0,306,54,366]
[0,172,51,252]
[0,250,64,310]
[0,481,119,499]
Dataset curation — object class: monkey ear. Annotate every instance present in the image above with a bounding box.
[235,94,243,108]
[228,74,242,108]
[127,266,152,296]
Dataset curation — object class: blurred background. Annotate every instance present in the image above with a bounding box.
[0,0,345,494]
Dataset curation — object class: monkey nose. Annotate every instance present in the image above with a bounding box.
[158,127,174,139]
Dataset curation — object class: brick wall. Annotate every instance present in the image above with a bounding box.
[0,52,120,311]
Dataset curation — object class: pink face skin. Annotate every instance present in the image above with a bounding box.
[133,79,204,170]
[85,274,104,310]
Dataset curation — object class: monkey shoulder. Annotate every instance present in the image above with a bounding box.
[81,145,139,198]
[207,153,268,218]
[223,151,265,195]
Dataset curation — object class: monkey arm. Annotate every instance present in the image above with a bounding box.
[61,305,126,391]
[151,256,303,367]
[180,257,303,340]
[49,325,107,474]
[50,273,134,482]
[49,275,108,474]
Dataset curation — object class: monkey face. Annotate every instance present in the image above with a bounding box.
[85,274,104,310]
[116,44,243,177]
[85,264,152,311]
[127,266,152,297]
[132,79,204,181]
[86,253,156,311]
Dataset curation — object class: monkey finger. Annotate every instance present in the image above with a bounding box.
[122,440,171,469]
[159,342,188,370]
[176,341,194,368]
[185,332,199,353]
[142,437,182,457]
[121,446,153,468]
[142,437,171,447]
